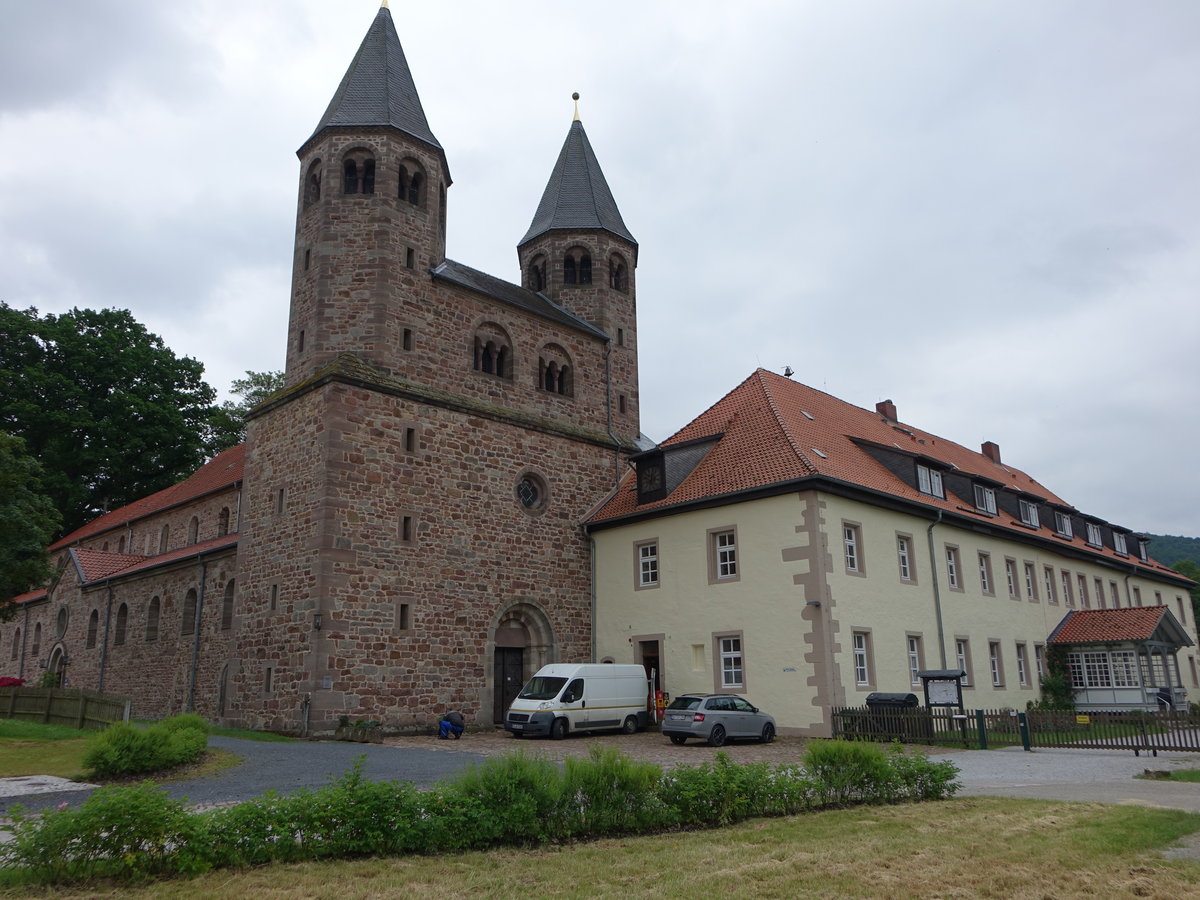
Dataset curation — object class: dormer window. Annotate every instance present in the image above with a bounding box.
[916,463,944,498]
[1137,539,1149,562]
[1086,522,1103,547]
[973,485,997,515]
[1114,532,1128,555]
[1019,499,1040,528]
[1054,511,1073,538]
[636,454,666,504]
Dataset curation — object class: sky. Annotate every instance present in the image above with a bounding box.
[1,1,1197,537]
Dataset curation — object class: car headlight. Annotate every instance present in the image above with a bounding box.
[538,701,553,710]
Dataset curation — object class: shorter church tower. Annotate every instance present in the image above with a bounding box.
[517,97,641,443]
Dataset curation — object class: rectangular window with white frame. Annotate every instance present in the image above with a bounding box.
[945,545,962,590]
[907,635,924,686]
[1015,642,1029,687]
[1005,558,1018,598]
[1086,522,1103,547]
[843,522,864,576]
[714,633,744,690]
[1095,577,1106,609]
[1061,570,1074,608]
[1044,566,1057,604]
[1024,562,1038,601]
[1078,574,1090,609]
[973,484,997,515]
[989,641,1004,687]
[1109,581,1120,608]
[1019,499,1040,528]
[1113,532,1128,555]
[896,533,915,582]
[1034,644,1045,681]
[1132,586,1142,606]
[634,540,659,590]
[917,464,945,498]
[852,630,874,688]
[1054,511,1073,538]
[978,552,994,595]
[708,527,739,583]
[956,638,973,686]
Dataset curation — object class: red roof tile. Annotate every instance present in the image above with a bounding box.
[51,444,245,551]
[1049,607,1177,644]
[72,548,149,581]
[588,369,1180,576]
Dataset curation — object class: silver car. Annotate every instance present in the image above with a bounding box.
[661,693,776,746]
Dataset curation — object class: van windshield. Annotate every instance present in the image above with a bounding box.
[518,676,567,701]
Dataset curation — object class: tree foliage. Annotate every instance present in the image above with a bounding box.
[212,370,286,445]
[1171,560,1200,624]
[0,305,239,536]
[1147,534,1200,568]
[0,432,61,616]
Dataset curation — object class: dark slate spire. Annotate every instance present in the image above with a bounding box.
[519,115,636,247]
[306,5,443,156]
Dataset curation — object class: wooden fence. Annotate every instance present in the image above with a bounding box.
[0,687,131,731]
[832,705,1200,755]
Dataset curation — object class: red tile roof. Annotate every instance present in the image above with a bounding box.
[84,533,238,582]
[72,548,149,581]
[51,444,245,550]
[587,369,1181,577]
[1049,607,1185,645]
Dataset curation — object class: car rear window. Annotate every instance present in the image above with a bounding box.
[666,696,702,710]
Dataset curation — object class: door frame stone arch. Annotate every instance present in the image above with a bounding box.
[486,600,556,723]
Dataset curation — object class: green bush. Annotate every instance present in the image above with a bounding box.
[158,712,211,736]
[448,750,562,845]
[558,745,667,837]
[1,783,206,883]
[803,739,895,806]
[83,718,209,778]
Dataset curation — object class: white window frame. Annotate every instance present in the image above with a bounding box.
[1044,566,1057,604]
[853,632,871,687]
[956,639,972,686]
[1024,562,1037,601]
[718,635,744,689]
[989,641,1004,687]
[1086,522,1103,547]
[1077,574,1090,609]
[637,541,659,589]
[709,528,739,582]
[1015,643,1029,687]
[897,535,913,582]
[1034,644,1045,681]
[1113,532,1128,555]
[1019,499,1040,528]
[946,546,961,590]
[978,552,993,595]
[973,484,997,515]
[1054,511,1073,538]
[907,636,923,686]
[917,464,944,498]
[1005,558,1018,598]
[843,523,862,575]
[1061,571,1074,608]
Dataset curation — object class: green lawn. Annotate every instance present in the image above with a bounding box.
[2,798,1196,899]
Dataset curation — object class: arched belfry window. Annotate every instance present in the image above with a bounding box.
[472,323,513,379]
[342,150,376,195]
[528,255,548,292]
[538,344,574,397]
[304,161,322,207]
[563,247,591,285]
[609,254,628,292]
[398,160,425,206]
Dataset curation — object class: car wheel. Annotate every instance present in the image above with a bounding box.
[550,717,568,740]
[511,731,525,738]
[708,724,727,747]
[622,715,638,735]
[669,734,687,745]
[760,722,775,744]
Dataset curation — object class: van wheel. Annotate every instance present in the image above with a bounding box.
[511,731,525,739]
[708,724,727,747]
[622,715,638,735]
[760,723,775,744]
[550,718,568,740]
[669,735,687,745]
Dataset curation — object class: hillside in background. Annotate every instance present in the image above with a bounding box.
[1147,534,1200,569]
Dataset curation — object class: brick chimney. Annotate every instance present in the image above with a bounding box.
[981,441,1001,464]
[876,399,897,422]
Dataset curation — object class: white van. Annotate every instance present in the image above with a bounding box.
[503,664,650,739]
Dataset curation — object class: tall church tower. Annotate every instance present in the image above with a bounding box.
[284,3,450,384]
[235,8,643,734]
[518,101,641,441]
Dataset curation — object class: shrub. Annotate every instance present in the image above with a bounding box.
[0,676,26,687]
[558,745,667,837]
[885,744,960,802]
[83,719,209,778]
[0,783,206,883]
[448,750,562,845]
[158,712,211,736]
[803,739,895,806]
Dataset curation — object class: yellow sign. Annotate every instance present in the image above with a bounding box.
[1075,715,1090,725]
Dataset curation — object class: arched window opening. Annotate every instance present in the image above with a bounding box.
[114,603,128,646]
[609,255,628,292]
[408,171,423,205]
[579,254,592,284]
[188,516,199,544]
[101,541,108,552]
[145,597,160,643]
[118,535,125,553]
[181,588,198,636]
[563,248,592,286]
[222,579,236,631]
[563,255,576,285]
[86,609,99,649]
[471,324,512,380]
[537,345,575,397]
[343,159,359,195]
[361,159,375,194]
[32,623,41,657]
[10,628,19,660]
[304,163,322,206]
[158,524,169,554]
[528,255,547,292]
[217,507,230,536]
[398,161,425,206]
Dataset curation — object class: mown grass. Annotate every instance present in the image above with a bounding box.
[2,798,1197,899]
[1147,769,1200,783]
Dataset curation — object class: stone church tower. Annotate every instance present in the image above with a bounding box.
[234,4,641,732]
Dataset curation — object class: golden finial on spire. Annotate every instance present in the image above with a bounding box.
[572,92,581,121]
[381,0,389,7]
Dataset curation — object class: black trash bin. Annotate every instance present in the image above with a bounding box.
[862,693,927,741]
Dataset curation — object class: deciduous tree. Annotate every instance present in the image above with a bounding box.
[0,432,61,617]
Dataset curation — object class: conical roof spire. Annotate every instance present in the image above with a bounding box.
[519,99,635,247]
[306,5,443,158]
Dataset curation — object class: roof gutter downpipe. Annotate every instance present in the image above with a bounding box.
[927,510,947,668]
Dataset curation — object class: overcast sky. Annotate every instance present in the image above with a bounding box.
[1,1,1197,537]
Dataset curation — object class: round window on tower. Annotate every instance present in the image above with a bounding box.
[515,472,549,514]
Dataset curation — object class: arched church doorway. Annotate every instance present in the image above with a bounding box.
[490,602,556,723]
[47,645,67,687]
